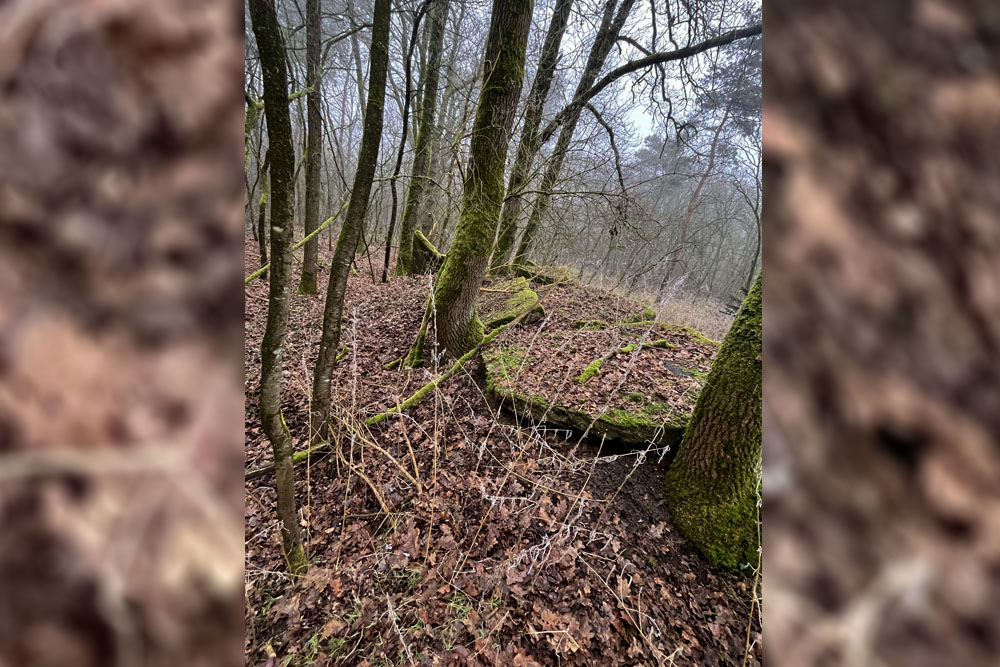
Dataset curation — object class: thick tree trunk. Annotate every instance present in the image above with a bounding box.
[310,0,391,444]
[248,0,307,575]
[395,0,450,275]
[489,0,574,272]
[512,0,636,267]
[296,0,322,294]
[665,273,761,570]
[415,0,534,360]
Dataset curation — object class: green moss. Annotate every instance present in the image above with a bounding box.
[619,304,656,324]
[661,324,720,347]
[483,284,544,330]
[678,366,707,381]
[664,274,761,571]
[489,276,530,292]
[625,392,644,403]
[573,319,607,330]
[646,401,671,415]
[604,407,656,428]
[575,358,602,384]
[621,339,675,354]
[512,263,572,285]
[295,271,318,295]
[410,229,445,275]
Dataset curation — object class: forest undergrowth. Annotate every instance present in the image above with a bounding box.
[245,247,760,666]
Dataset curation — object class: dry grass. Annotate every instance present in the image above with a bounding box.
[650,291,734,342]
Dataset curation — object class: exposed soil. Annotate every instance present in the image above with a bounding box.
[245,246,761,666]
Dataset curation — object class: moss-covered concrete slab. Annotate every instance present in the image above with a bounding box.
[483,323,718,449]
[511,261,573,285]
[480,276,545,330]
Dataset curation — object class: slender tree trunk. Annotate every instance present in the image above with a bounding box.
[412,0,534,360]
[256,149,271,278]
[296,0,322,294]
[310,0,391,444]
[489,0,574,272]
[430,73,477,245]
[744,216,760,294]
[395,0,450,275]
[665,273,761,570]
[512,0,636,266]
[380,3,426,283]
[664,100,732,284]
[248,0,307,575]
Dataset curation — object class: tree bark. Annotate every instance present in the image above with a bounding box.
[489,0,574,272]
[380,2,427,283]
[414,0,534,360]
[248,0,307,575]
[310,0,391,444]
[665,273,761,570]
[296,0,322,294]
[395,0,450,275]
[257,149,270,278]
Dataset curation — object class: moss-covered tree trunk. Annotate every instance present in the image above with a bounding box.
[309,0,391,444]
[512,0,635,267]
[489,0,574,273]
[296,0,322,294]
[416,0,534,359]
[248,0,307,575]
[395,0,449,275]
[665,273,761,570]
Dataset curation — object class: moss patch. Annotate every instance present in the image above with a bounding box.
[664,274,761,571]
[482,280,545,330]
[512,262,573,285]
[573,319,608,330]
[618,304,656,324]
[411,229,445,275]
[575,358,602,384]
[621,339,675,354]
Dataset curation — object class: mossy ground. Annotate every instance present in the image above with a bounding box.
[482,321,716,450]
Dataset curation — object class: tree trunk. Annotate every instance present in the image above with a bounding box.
[489,0,574,272]
[296,0,322,294]
[665,273,761,570]
[663,95,733,285]
[512,0,636,267]
[395,0,450,275]
[248,0,307,575]
[310,0,391,444]
[415,0,534,360]
[257,149,270,277]
[380,3,425,283]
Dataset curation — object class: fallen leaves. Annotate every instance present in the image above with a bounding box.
[244,247,760,666]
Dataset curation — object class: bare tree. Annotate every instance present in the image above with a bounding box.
[310,0,392,444]
[408,0,534,361]
[248,0,307,574]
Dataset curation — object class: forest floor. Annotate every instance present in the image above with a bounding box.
[245,246,761,666]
